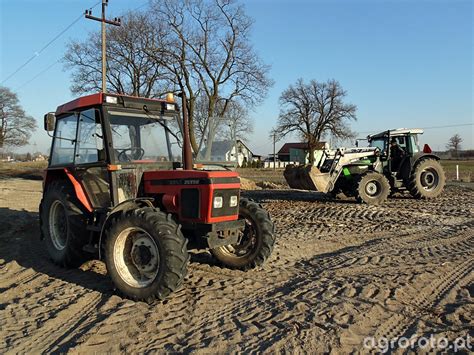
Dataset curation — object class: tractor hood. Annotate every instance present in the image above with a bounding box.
[143,170,240,186]
[143,170,241,224]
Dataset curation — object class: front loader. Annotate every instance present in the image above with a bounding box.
[39,93,275,301]
[284,128,446,205]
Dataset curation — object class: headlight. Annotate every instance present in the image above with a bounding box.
[104,95,118,104]
[229,195,238,207]
[166,103,175,111]
[213,196,223,209]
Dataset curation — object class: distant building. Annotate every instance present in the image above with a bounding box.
[0,156,14,162]
[277,142,326,163]
[251,154,262,162]
[210,139,255,167]
[34,154,46,162]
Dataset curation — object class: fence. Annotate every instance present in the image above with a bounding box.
[263,161,300,169]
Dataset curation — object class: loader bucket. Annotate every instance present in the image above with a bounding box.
[284,165,332,193]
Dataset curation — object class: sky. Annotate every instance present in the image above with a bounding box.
[0,0,472,156]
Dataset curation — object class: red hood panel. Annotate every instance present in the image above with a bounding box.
[144,170,240,181]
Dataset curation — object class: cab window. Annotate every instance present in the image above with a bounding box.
[394,136,407,149]
[410,135,420,153]
[75,109,104,164]
[109,113,177,162]
[370,138,387,153]
[50,114,77,166]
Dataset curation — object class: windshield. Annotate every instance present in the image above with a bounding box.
[109,112,181,163]
[369,138,387,153]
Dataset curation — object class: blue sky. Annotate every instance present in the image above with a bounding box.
[1,0,472,155]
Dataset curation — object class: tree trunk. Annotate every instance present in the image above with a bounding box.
[187,98,199,156]
[308,146,315,165]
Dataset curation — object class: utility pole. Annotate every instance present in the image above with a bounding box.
[85,0,121,93]
[273,132,276,171]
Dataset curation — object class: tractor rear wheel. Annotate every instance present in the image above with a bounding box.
[408,159,446,199]
[104,207,189,301]
[211,198,275,270]
[40,181,89,267]
[355,172,390,205]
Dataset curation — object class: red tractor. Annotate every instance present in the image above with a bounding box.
[40,93,275,301]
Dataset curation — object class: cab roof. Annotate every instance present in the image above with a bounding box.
[55,93,172,116]
[368,128,424,140]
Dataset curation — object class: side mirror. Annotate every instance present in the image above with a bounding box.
[44,112,56,132]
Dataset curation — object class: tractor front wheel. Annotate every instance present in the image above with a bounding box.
[104,207,189,301]
[40,181,89,267]
[211,198,275,270]
[355,172,390,205]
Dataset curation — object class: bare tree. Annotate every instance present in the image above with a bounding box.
[446,133,463,157]
[217,100,253,142]
[193,95,253,159]
[0,86,37,149]
[148,0,272,154]
[64,12,170,97]
[63,1,272,156]
[273,79,356,163]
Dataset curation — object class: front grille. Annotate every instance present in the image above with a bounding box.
[181,188,200,218]
[211,189,240,217]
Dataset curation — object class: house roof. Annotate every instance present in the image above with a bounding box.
[277,142,326,155]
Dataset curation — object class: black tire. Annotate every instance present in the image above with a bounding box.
[354,172,390,205]
[104,207,189,301]
[211,198,275,270]
[408,159,446,199]
[40,181,90,268]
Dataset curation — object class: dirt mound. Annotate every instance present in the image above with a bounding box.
[256,181,282,189]
[240,177,260,190]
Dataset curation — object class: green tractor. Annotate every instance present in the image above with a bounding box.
[284,128,446,205]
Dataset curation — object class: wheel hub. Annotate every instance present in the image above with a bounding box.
[221,218,257,258]
[113,228,160,288]
[423,172,434,185]
[365,181,379,196]
[420,168,439,190]
[131,236,158,273]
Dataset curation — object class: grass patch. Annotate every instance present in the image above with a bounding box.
[440,160,473,182]
[0,161,47,180]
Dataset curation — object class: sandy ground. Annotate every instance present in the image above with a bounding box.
[0,178,473,353]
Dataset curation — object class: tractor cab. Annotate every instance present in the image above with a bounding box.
[368,128,428,175]
[40,93,275,301]
[44,93,185,208]
[368,128,423,159]
[367,128,444,194]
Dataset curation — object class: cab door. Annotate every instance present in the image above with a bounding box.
[74,108,111,208]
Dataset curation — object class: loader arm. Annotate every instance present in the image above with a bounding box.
[284,147,379,193]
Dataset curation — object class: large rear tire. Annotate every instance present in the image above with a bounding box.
[40,181,89,268]
[211,198,275,270]
[408,159,445,199]
[104,207,189,301]
[355,172,390,205]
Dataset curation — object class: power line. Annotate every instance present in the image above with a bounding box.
[15,60,61,91]
[1,1,102,85]
[12,1,147,92]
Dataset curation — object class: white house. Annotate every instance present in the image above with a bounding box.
[210,140,255,167]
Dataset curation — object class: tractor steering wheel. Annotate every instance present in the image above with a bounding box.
[117,147,145,162]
